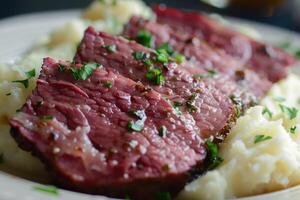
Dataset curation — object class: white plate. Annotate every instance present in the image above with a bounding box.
[1,10,300,200]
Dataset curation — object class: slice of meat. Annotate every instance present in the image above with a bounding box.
[75,27,235,139]
[10,58,206,199]
[122,16,271,101]
[153,5,297,82]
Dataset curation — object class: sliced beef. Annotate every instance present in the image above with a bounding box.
[10,58,206,199]
[153,5,297,82]
[75,27,235,139]
[122,16,271,101]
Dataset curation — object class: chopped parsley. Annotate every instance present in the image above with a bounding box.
[33,185,59,196]
[278,41,290,50]
[262,107,273,118]
[294,50,300,59]
[127,110,147,132]
[156,42,185,64]
[144,59,153,66]
[12,69,36,88]
[132,51,148,60]
[156,43,174,55]
[154,192,171,200]
[159,126,167,137]
[156,49,169,63]
[42,115,54,120]
[25,69,36,78]
[205,140,223,169]
[136,30,154,48]
[72,63,101,80]
[105,44,117,53]
[273,96,286,102]
[146,68,164,85]
[290,126,297,134]
[103,81,113,88]
[173,101,183,108]
[59,63,101,81]
[128,110,146,120]
[5,93,11,96]
[186,93,198,113]
[0,153,4,164]
[16,109,21,113]
[127,120,144,132]
[174,53,186,64]
[193,69,219,79]
[254,135,272,144]
[279,104,298,120]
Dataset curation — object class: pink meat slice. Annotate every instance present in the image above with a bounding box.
[10,58,206,199]
[75,27,235,139]
[153,5,297,82]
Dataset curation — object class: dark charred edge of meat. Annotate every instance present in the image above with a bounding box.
[10,126,203,200]
[55,172,188,200]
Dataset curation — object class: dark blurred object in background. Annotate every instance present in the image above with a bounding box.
[0,0,299,32]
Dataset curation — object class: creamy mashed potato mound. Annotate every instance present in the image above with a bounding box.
[0,0,151,181]
[179,74,300,200]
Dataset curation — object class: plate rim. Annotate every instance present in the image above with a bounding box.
[0,9,300,200]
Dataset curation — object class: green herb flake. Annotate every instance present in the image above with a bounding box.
[279,104,298,120]
[42,115,54,120]
[25,69,36,78]
[273,96,286,102]
[144,59,153,66]
[128,110,146,120]
[290,126,297,134]
[5,93,11,96]
[12,79,29,88]
[146,68,164,85]
[71,63,101,81]
[159,126,167,137]
[174,54,186,64]
[33,185,59,196]
[294,50,300,59]
[103,81,113,88]
[127,110,147,132]
[278,41,290,50]
[262,107,273,118]
[205,140,224,169]
[157,43,173,55]
[127,120,144,132]
[156,51,169,63]
[105,44,117,53]
[16,109,21,113]
[132,51,148,60]
[254,135,272,144]
[155,191,171,200]
[12,68,36,88]
[193,69,219,79]
[0,153,4,164]
[136,30,154,48]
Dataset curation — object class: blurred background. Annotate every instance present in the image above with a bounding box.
[0,0,299,31]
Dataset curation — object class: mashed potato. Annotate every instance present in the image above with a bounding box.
[0,0,151,181]
[179,75,300,200]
